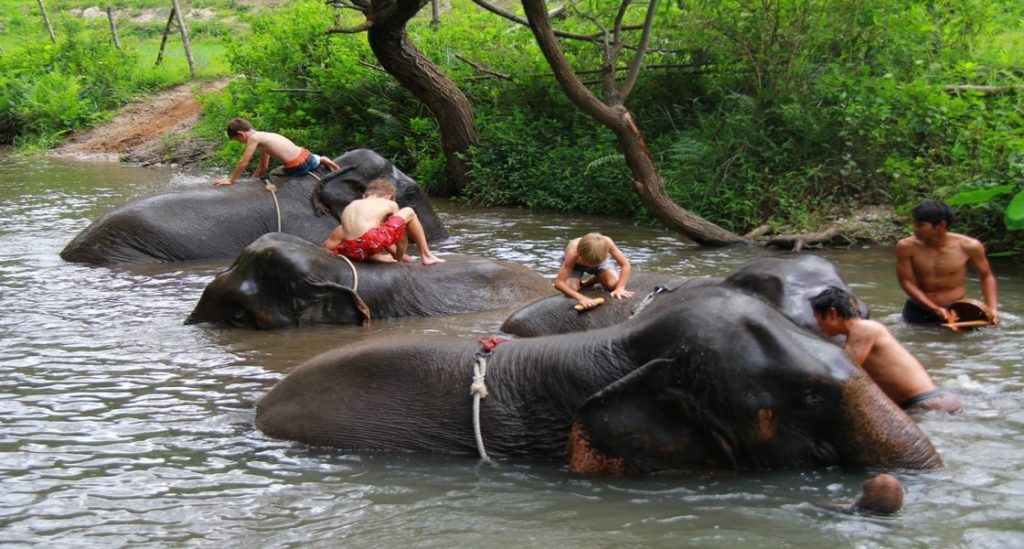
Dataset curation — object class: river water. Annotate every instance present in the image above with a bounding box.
[1,153,1021,547]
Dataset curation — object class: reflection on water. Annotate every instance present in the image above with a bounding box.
[0,153,1022,546]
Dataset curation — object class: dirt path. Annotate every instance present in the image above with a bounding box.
[50,79,229,166]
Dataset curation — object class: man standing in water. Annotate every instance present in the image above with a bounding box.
[896,200,999,325]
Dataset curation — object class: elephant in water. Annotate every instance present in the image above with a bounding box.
[186,232,554,329]
[61,149,447,266]
[501,254,866,337]
[256,284,942,475]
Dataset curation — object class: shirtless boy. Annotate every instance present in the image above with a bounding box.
[896,200,999,324]
[321,179,444,266]
[554,232,633,310]
[212,118,340,186]
[811,287,962,413]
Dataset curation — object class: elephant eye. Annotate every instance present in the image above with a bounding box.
[230,308,249,326]
[803,388,825,407]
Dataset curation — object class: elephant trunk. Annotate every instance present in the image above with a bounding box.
[837,376,943,469]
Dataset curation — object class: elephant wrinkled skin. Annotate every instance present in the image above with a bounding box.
[501,255,865,337]
[61,149,446,266]
[186,232,555,329]
[256,285,941,475]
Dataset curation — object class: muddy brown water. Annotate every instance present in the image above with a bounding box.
[1,153,1022,546]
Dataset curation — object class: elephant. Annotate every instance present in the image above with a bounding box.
[501,254,866,337]
[61,149,447,266]
[186,232,555,329]
[256,284,942,475]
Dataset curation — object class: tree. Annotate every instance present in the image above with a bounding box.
[511,0,746,246]
[329,0,478,196]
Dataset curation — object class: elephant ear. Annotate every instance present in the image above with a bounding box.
[302,279,371,326]
[567,357,735,475]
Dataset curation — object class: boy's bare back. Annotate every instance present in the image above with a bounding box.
[339,196,399,240]
[247,130,304,164]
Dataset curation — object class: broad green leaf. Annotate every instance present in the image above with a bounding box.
[1005,190,1024,231]
[947,184,1016,206]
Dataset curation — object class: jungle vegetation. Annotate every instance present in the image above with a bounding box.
[2,0,1022,252]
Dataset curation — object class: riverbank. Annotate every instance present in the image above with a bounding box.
[49,79,228,168]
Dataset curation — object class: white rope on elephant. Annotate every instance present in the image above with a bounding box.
[470,354,494,464]
[337,252,359,292]
[263,179,282,232]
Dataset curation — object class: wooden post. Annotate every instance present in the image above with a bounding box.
[170,0,197,77]
[155,7,177,66]
[430,0,440,30]
[107,7,123,52]
[37,0,56,43]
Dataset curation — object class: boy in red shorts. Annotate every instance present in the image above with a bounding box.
[321,179,445,266]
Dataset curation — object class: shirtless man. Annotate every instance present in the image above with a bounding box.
[896,200,999,325]
[811,287,962,413]
[321,178,444,266]
[212,117,340,185]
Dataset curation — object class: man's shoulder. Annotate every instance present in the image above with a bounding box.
[895,236,920,253]
[948,232,983,248]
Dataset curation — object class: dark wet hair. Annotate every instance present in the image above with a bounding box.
[911,200,955,227]
[226,117,253,138]
[810,287,862,319]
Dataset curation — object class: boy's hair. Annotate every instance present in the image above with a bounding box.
[911,200,955,227]
[226,117,253,138]
[364,178,396,198]
[810,286,862,319]
[577,232,609,265]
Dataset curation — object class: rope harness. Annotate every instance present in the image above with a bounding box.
[629,278,695,318]
[470,336,508,464]
[262,178,283,232]
[262,168,325,232]
[630,286,667,318]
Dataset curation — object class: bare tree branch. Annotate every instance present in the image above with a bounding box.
[328,20,374,33]
[455,53,513,81]
[619,0,658,101]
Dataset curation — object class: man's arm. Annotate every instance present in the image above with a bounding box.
[966,239,999,324]
[895,239,953,322]
[606,239,633,299]
[213,140,260,186]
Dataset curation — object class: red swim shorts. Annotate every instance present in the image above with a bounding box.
[334,214,407,261]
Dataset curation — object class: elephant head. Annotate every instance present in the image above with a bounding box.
[257,284,941,474]
[566,286,939,474]
[186,233,369,329]
[724,254,869,331]
[187,232,555,329]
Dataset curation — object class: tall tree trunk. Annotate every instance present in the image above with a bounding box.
[519,0,746,246]
[37,0,56,43]
[367,0,477,196]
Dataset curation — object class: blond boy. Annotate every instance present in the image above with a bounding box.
[554,232,633,310]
